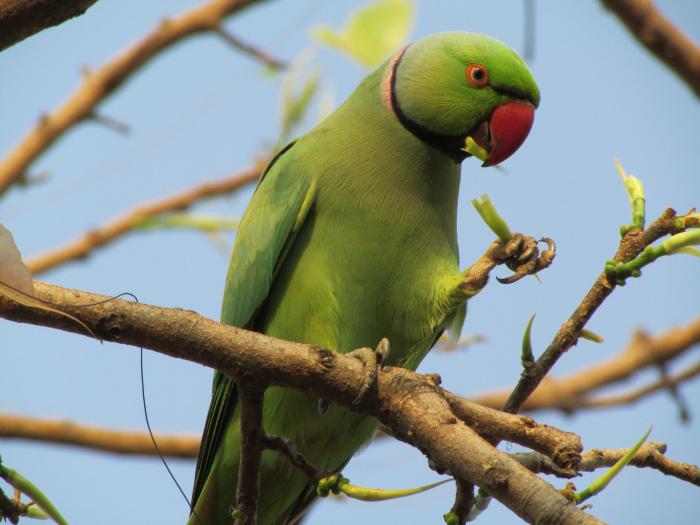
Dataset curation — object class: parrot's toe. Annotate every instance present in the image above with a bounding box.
[349,338,390,406]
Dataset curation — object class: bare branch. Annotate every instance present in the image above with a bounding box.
[502,209,692,414]
[602,0,700,98]
[443,392,582,469]
[264,435,323,482]
[581,358,700,412]
[26,165,261,275]
[233,382,266,525]
[0,0,99,52]
[473,315,700,412]
[0,412,199,458]
[214,26,287,70]
[0,281,605,524]
[580,442,700,487]
[0,0,267,196]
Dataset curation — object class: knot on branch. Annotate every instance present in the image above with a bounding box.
[553,445,583,471]
[482,462,510,491]
[96,312,125,340]
[314,346,336,369]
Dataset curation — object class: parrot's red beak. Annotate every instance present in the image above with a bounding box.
[472,101,535,167]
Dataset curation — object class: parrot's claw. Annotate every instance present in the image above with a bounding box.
[488,234,556,284]
[349,338,390,406]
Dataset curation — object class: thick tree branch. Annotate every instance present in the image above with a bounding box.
[0,413,199,458]
[0,0,267,196]
[473,315,700,412]
[602,0,700,98]
[0,282,603,524]
[4,317,697,459]
[0,0,99,52]
[26,165,261,275]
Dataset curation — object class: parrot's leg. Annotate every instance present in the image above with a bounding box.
[460,233,556,296]
[317,338,390,415]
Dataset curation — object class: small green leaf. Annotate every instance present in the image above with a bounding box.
[521,314,536,365]
[574,426,652,504]
[317,474,451,502]
[312,0,415,68]
[615,159,645,231]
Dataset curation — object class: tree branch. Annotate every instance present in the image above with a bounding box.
[214,26,287,70]
[580,442,700,487]
[233,382,266,525]
[0,281,604,524]
[602,0,700,98]
[0,0,99,52]
[0,412,199,458]
[473,315,700,412]
[26,165,261,275]
[502,208,691,414]
[0,0,267,196]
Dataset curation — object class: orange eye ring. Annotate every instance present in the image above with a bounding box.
[466,64,489,88]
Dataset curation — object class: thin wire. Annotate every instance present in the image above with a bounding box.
[140,342,204,525]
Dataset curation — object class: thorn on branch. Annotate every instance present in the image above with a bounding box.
[87,111,131,135]
[214,26,287,70]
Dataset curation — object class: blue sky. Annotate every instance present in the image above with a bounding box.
[1,1,699,524]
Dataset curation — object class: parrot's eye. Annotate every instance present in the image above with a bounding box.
[466,64,489,88]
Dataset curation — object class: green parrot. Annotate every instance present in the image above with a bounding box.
[190,32,541,524]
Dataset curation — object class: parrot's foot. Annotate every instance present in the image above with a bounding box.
[317,338,390,414]
[462,234,555,294]
[490,233,555,284]
[350,338,390,406]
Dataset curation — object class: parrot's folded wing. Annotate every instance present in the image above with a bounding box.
[191,141,317,507]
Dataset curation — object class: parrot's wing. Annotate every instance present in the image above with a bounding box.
[191,141,317,506]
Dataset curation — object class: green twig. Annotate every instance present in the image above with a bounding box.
[605,229,700,284]
[0,457,68,525]
[472,195,513,242]
[317,474,451,502]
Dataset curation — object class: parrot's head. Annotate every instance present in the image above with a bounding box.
[385,32,540,166]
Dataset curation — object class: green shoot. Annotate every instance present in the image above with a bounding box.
[472,195,513,242]
[579,329,604,343]
[615,159,645,233]
[462,136,489,162]
[574,426,652,504]
[317,474,451,501]
[0,456,69,525]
